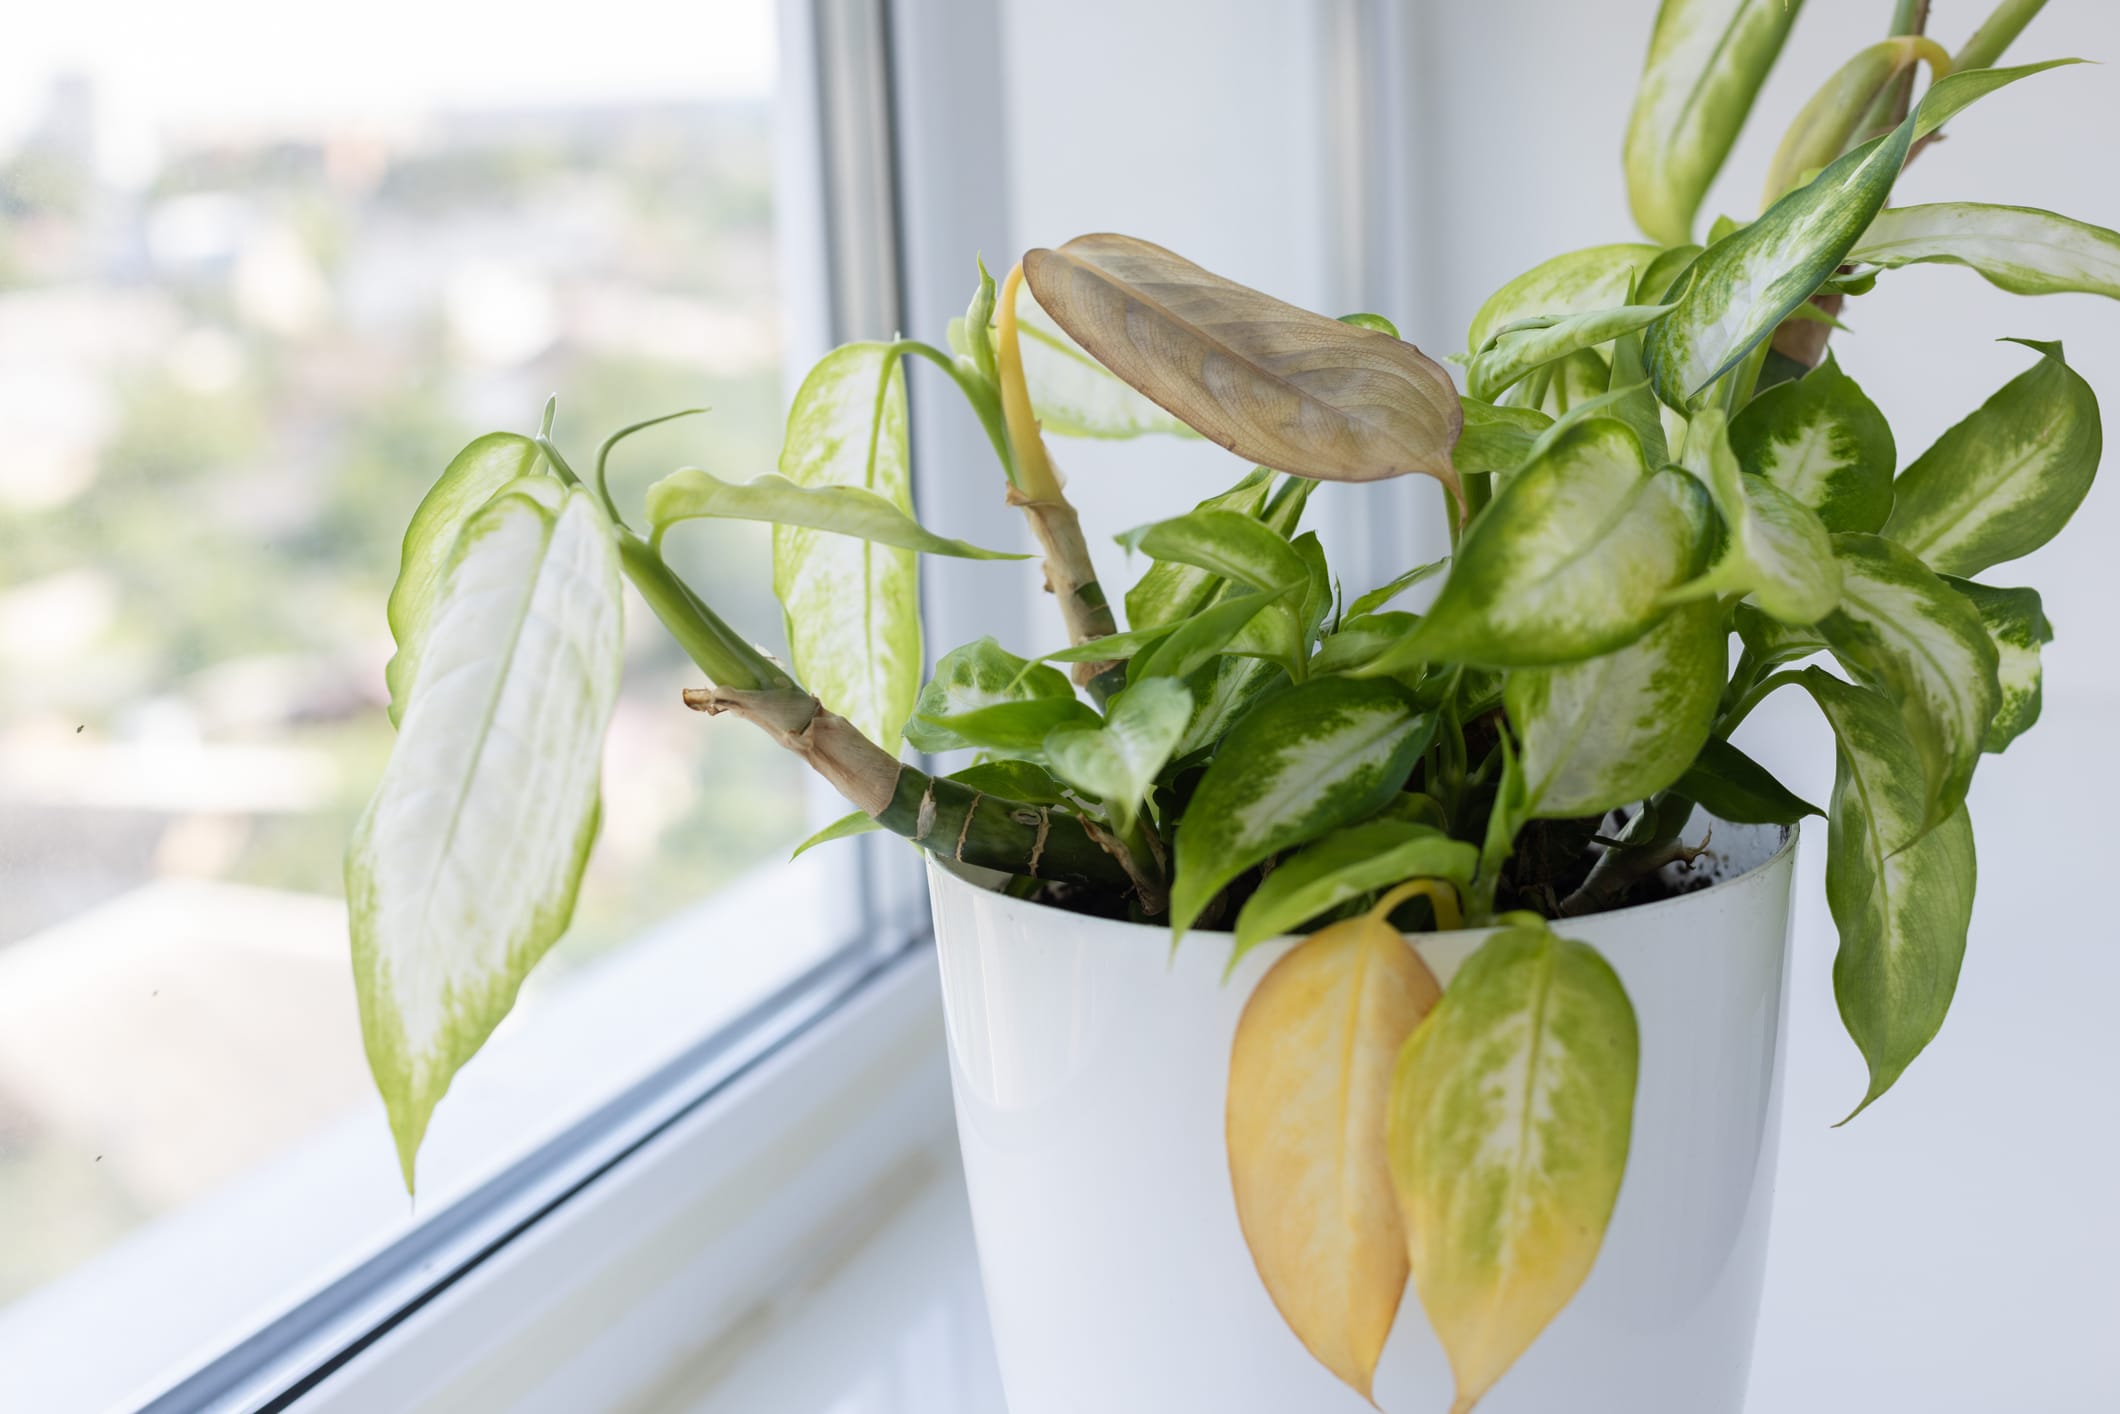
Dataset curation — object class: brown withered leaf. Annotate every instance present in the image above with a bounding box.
[1226,901,1444,1399]
[1023,234,1463,500]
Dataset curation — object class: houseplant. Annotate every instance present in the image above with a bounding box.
[346,0,2109,1407]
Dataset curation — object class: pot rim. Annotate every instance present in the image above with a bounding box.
[927,817,1798,945]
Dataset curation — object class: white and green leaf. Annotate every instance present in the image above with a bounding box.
[1387,919,1638,1413]
[1508,597,1726,819]
[1760,36,1946,206]
[350,485,624,1190]
[1231,821,1477,964]
[1851,202,2120,299]
[1644,110,1915,404]
[646,468,1025,560]
[1818,534,2001,829]
[1727,352,1896,533]
[1945,577,2051,753]
[1623,0,1805,245]
[1799,669,1976,1119]
[1466,304,1675,403]
[1170,677,1437,939]
[1366,418,1711,671]
[384,432,548,726]
[774,342,921,750]
[1670,406,1841,623]
[1043,677,1193,834]
[1882,339,2101,578]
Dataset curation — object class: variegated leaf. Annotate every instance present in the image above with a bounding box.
[1727,352,1895,533]
[1043,677,1192,835]
[1800,669,1977,1118]
[1850,203,2120,300]
[775,343,920,750]
[1022,234,1462,494]
[1232,821,1477,963]
[1643,111,1915,404]
[1388,919,1638,1413]
[1366,419,1711,671]
[1818,534,2000,829]
[645,468,1024,560]
[1882,340,2101,578]
[384,432,546,726]
[1624,0,1805,246]
[1671,406,1841,623]
[1945,578,2051,753]
[1508,597,1725,819]
[1170,677,1437,939]
[1466,245,1662,356]
[350,485,624,1189]
[1227,899,1442,1399]
[905,637,1095,757]
[1466,304,1675,403]
[1761,36,1946,206]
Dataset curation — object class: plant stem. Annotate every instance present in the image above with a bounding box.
[1719,668,1807,737]
[1954,0,2047,71]
[995,264,1122,689]
[1557,791,1699,917]
[618,530,789,692]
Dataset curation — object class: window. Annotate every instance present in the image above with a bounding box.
[0,3,911,1405]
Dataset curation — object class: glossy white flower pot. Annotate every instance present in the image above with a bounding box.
[927,820,1798,1414]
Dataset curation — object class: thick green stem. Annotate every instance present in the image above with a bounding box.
[618,531,789,691]
[1954,0,2047,71]
[874,768,1139,894]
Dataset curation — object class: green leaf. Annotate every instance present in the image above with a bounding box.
[1644,111,1915,404]
[646,468,1025,560]
[946,757,1072,804]
[1466,304,1676,403]
[775,342,921,750]
[1734,600,1827,669]
[1671,406,1841,623]
[1176,654,1283,758]
[1850,202,2120,299]
[1798,669,1976,1119]
[792,810,880,858]
[1881,340,2101,578]
[1761,36,1946,206]
[1132,587,1293,684]
[1944,577,2051,753]
[1508,597,1725,819]
[960,259,1001,388]
[1455,398,1553,479]
[1347,557,1448,620]
[1388,919,1638,1412]
[1911,58,2086,143]
[1311,612,1420,678]
[1676,736,1821,825]
[1467,244,1666,356]
[1524,380,1671,469]
[1727,352,1896,533]
[384,432,547,727]
[1624,0,1805,246]
[1367,419,1711,671]
[1818,534,2001,830]
[1043,677,1193,833]
[1023,234,1463,494]
[349,485,624,1190]
[1124,508,1311,676]
[905,637,1090,756]
[1170,677,1437,939]
[1038,621,1181,663]
[1124,469,1275,631]
[1231,821,1477,963]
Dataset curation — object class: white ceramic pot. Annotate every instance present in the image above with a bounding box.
[927,820,1797,1414]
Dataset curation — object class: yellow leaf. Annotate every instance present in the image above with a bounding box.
[1388,921,1638,1412]
[1225,886,1448,1399]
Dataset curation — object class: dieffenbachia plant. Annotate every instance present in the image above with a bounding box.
[348,0,2106,1406]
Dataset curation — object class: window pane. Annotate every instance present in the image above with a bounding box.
[0,0,819,1357]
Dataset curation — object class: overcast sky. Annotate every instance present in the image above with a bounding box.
[1,0,776,177]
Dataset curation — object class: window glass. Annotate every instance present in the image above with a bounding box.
[0,0,810,1325]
